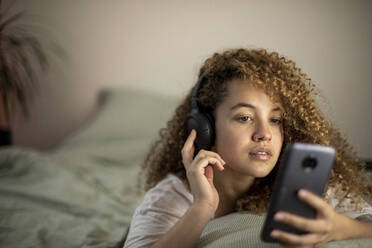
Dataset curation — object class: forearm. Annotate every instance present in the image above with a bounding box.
[343,218,372,240]
[150,203,213,248]
[335,214,372,240]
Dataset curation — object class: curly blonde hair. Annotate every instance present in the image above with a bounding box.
[140,48,369,214]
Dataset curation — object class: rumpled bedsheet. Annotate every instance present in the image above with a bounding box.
[0,88,179,248]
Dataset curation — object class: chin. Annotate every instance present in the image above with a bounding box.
[246,162,275,178]
[253,170,272,178]
[228,159,276,177]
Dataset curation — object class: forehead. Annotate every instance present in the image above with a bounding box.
[221,79,282,110]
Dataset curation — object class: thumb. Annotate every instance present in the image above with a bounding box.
[204,165,214,183]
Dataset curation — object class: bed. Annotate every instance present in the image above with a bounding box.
[1,88,371,248]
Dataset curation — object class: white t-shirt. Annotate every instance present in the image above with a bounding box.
[123,174,193,248]
[123,173,372,248]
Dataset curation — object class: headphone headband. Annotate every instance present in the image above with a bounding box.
[191,74,205,109]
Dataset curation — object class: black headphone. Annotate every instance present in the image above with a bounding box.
[186,75,216,157]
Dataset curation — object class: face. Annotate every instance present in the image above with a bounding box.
[214,79,284,178]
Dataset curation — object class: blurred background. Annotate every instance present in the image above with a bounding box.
[5,0,372,160]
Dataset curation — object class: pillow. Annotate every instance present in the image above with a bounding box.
[60,87,181,145]
[197,212,280,248]
[197,212,372,248]
[54,88,181,165]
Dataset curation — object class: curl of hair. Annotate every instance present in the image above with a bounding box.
[140,48,369,214]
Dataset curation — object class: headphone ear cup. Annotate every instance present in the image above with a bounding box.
[186,111,215,157]
[204,112,215,145]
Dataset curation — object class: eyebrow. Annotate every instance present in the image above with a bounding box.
[230,102,282,112]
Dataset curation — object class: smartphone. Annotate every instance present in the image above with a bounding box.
[261,143,336,243]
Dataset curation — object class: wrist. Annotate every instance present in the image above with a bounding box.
[190,201,216,220]
[334,214,355,241]
[335,214,372,240]
[348,218,372,239]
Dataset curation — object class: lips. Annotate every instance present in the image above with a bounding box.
[249,147,273,160]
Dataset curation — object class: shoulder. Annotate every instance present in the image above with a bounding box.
[139,174,193,214]
[123,174,192,248]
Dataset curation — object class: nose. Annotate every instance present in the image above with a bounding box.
[252,120,272,142]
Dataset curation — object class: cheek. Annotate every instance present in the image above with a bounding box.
[273,129,284,154]
[215,127,246,158]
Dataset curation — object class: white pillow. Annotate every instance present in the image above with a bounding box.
[61,87,180,145]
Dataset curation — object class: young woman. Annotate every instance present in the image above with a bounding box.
[123,48,372,248]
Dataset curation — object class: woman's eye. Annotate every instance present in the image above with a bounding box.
[271,118,282,125]
[238,116,252,122]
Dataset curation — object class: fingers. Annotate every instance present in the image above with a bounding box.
[194,150,226,171]
[274,212,327,233]
[181,129,226,171]
[272,190,335,246]
[205,165,213,181]
[187,156,225,176]
[297,189,332,216]
[271,230,323,247]
[272,190,337,247]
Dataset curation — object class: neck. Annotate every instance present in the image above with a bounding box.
[213,166,255,217]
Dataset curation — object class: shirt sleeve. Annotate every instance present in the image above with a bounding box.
[123,174,193,248]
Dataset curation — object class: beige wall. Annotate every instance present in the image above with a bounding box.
[9,0,372,159]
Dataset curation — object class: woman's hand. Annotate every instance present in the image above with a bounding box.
[181,130,225,214]
[271,189,351,248]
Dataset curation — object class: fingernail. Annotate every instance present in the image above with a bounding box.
[271,230,279,237]
[274,213,284,221]
[298,189,307,198]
